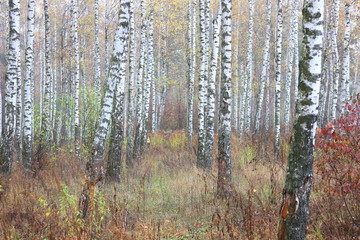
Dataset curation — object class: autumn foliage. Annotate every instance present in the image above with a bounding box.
[313,94,360,238]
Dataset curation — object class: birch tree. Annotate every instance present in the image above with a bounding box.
[255,0,271,133]
[244,0,255,133]
[39,0,52,150]
[106,0,130,182]
[330,0,340,120]
[283,0,298,130]
[23,0,35,170]
[79,0,131,217]
[126,0,136,166]
[278,0,324,238]
[0,0,20,174]
[151,70,156,133]
[205,3,221,167]
[217,0,232,198]
[71,0,80,154]
[94,0,101,100]
[339,2,351,109]
[274,0,283,157]
[134,0,147,160]
[197,0,210,169]
[142,6,154,146]
[187,0,196,146]
[239,64,246,135]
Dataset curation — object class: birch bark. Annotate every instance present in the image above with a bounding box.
[0,0,20,174]
[106,0,130,182]
[274,0,283,157]
[278,0,324,238]
[23,0,35,170]
[205,4,221,168]
[339,3,351,109]
[244,0,255,132]
[217,0,232,198]
[255,0,271,133]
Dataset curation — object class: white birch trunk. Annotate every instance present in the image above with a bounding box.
[106,0,130,182]
[205,3,221,167]
[339,2,351,110]
[89,0,130,181]
[71,0,80,154]
[279,0,324,238]
[293,1,299,103]
[244,0,255,133]
[187,0,196,145]
[41,0,52,145]
[217,0,232,198]
[142,7,154,146]
[134,0,147,159]
[0,0,20,174]
[197,0,210,168]
[330,0,340,120]
[126,0,136,166]
[255,0,271,133]
[151,60,156,133]
[283,0,297,131]
[239,64,246,136]
[94,0,101,100]
[23,0,35,170]
[274,0,283,157]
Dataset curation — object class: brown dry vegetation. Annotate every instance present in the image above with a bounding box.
[0,131,357,239]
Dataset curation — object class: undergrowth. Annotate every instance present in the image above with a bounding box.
[0,129,357,239]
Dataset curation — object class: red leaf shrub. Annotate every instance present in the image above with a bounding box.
[313,94,360,237]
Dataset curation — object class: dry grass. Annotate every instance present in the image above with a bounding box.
[0,131,356,239]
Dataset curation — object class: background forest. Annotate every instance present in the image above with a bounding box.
[0,0,359,239]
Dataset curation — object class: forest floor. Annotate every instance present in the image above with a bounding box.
[0,131,358,239]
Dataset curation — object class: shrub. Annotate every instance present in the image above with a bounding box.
[168,130,187,150]
[314,94,360,238]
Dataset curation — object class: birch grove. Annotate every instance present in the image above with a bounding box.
[0,0,358,237]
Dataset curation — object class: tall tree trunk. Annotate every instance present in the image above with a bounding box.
[339,2,351,110]
[278,0,324,238]
[104,0,109,72]
[244,0,255,133]
[239,64,246,136]
[126,0,136,167]
[274,0,283,158]
[205,3,221,168]
[187,0,196,146]
[71,0,80,155]
[23,0,35,170]
[141,6,154,148]
[197,0,210,169]
[106,0,130,182]
[40,0,52,149]
[0,0,20,174]
[283,0,297,132]
[94,0,101,100]
[255,0,271,134]
[79,0,131,218]
[217,0,232,198]
[293,1,299,110]
[330,0,340,120]
[133,0,147,160]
